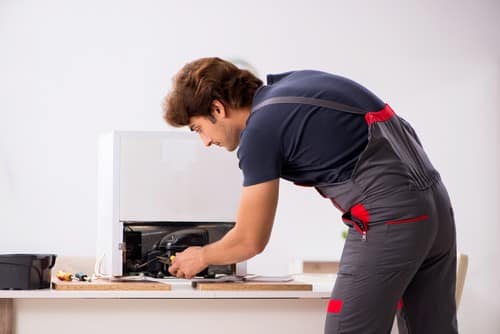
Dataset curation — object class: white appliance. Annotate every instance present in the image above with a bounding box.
[96,131,245,277]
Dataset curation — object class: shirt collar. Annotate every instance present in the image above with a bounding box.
[266,71,295,85]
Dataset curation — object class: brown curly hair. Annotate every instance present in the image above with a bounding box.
[163,57,263,127]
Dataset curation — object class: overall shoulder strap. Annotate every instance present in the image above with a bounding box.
[252,96,366,115]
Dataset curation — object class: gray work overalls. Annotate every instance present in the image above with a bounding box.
[252,97,458,334]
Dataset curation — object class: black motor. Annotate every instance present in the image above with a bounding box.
[138,228,209,278]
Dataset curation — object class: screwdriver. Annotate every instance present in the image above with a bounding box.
[157,255,176,265]
[75,272,90,282]
[56,270,73,281]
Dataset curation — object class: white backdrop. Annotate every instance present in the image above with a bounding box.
[1,0,499,332]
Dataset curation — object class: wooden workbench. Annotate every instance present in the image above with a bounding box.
[51,277,313,292]
[0,299,13,334]
[0,274,332,334]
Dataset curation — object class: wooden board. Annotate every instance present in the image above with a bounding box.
[52,279,171,291]
[0,299,13,334]
[194,281,312,291]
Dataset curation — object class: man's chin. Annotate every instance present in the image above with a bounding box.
[222,143,238,152]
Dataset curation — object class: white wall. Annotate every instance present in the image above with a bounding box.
[1,0,499,332]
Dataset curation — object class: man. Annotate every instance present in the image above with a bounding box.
[163,57,458,334]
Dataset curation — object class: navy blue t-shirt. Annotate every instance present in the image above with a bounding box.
[237,70,385,187]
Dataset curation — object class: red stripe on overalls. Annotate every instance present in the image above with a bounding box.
[351,203,370,232]
[365,104,395,125]
[341,203,370,235]
[327,299,344,313]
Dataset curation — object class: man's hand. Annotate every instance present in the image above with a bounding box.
[168,246,207,279]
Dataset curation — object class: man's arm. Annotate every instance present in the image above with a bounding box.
[168,179,279,278]
[203,178,280,265]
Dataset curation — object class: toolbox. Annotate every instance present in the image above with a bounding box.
[0,254,57,289]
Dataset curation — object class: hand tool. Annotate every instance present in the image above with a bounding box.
[56,270,73,281]
[75,272,90,282]
[157,255,176,266]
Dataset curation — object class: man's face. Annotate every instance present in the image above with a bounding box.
[189,114,240,152]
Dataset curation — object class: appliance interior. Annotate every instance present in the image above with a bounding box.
[123,221,235,278]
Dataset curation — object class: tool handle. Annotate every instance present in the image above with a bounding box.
[75,272,88,281]
[56,270,73,281]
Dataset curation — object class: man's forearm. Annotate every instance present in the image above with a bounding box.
[200,179,278,267]
[201,227,262,266]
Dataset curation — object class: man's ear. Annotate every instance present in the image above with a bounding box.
[211,100,227,120]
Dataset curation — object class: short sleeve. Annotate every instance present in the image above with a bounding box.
[237,127,282,186]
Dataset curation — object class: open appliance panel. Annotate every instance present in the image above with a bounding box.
[122,221,236,278]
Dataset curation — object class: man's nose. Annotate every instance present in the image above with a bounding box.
[200,133,212,147]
